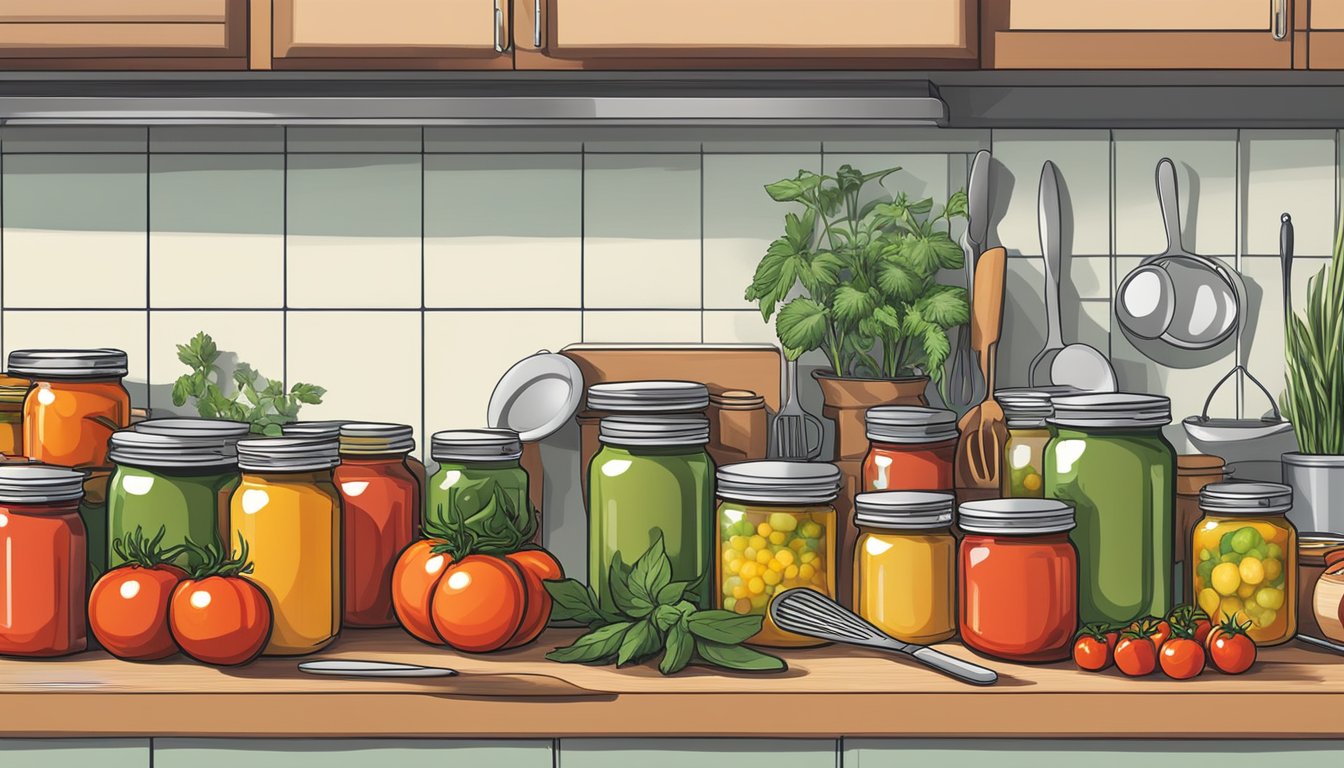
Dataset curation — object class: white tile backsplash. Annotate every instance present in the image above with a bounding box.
[0,125,1331,463]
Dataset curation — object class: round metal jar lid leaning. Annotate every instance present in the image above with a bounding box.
[855,491,955,529]
[236,436,340,472]
[339,422,416,456]
[0,464,86,504]
[7,348,129,379]
[995,388,1057,428]
[1049,393,1172,429]
[586,381,710,413]
[865,405,959,444]
[110,430,238,470]
[715,460,842,505]
[1200,481,1294,515]
[431,428,523,462]
[135,418,251,442]
[281,421,346,440]
[599,415,710,447]
[958,498,1076,535]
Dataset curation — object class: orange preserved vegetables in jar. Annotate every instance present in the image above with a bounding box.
[9,349,130,468]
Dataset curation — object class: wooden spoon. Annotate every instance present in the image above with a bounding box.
[955,247,1009,493]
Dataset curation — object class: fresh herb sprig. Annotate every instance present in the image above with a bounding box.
[172,331,326,436]
[544,535,787,675]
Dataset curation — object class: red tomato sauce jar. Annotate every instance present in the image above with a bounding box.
[335,423,421,628]
[862,406,958,492]
[958,498,1078,663]
[0,464,89,657]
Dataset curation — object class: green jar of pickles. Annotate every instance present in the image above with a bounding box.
[427,429,530,534]
[1045,393,1175,626]
[996,389,1056,498]
[589,415,714,611]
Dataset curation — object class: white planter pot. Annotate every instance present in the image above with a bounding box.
[1283,453,1344,534]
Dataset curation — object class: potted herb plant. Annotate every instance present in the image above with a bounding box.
[1282,236,1344,534]
[745,165,969,463]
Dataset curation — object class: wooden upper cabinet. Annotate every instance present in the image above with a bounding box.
[983,0,1295,69]
[0,0,246,69]
[1309,0,1344,68]
[515,0,977,70]
[271,0,511,69]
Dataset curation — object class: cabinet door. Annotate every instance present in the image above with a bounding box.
[515,0,976,70]
[0,0,246,69]
[1310,0,1344,67]
[272,0,511,69]
[983,0,1293,69]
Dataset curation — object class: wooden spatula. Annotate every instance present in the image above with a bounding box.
[955,247,1009,493]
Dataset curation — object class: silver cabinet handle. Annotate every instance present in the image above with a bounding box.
[494,0,507,52]
[534,0,543,48]
[1272,0,1287,41]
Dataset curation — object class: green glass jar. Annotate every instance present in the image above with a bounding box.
[997,389,1056,499]
[107,420,248,570]
[1045,393,1175,626]
[427,429,530,534]
[589,415,714,611]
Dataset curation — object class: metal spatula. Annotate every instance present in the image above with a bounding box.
[769,588,998,686]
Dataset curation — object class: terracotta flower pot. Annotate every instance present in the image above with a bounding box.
[812,371,930,609]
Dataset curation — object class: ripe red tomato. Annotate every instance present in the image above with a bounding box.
[1113,634,1158,677]
[1159,637,1206,680]
[1191,617,1213,646]
[1072,625,1114,672]
[1207,623,1257,675]
[392,541,557,653]
[88,563,186,661]
[1128,617,1171,648]
[169,576,272,666]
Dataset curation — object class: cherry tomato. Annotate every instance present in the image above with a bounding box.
[1207,624,1257,675]
[1114,634,1158,677]
[1128,617,1171,648]
[169,576,272,666]
[1072,625,1114,672]
[1159,637,1206,680]
[88,563,186,661]
[1191,618,1213,647]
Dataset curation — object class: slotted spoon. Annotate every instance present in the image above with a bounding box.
[955,247,1009,491]
[770,588,997,686]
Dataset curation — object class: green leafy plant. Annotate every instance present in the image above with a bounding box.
[427,484,539,558]
[1283,235,1344,454]
[544,534,787,675]
[745,165,969,386]
[172,332,326,436]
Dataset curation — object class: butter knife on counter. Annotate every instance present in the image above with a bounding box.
[299,659,458,678]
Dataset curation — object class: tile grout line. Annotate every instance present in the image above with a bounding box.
[282,125,289,388]
[420,125,427,461]
[699,142,705,343]
[145,126,152,412]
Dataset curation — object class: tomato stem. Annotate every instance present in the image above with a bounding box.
[180,533,256,580]
[110,526,185,570]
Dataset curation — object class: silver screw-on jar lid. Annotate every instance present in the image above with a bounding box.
[0,464,86,504]
[958,498,1076,535]
[236,436,339,472]
[340,422,416,456]
[1200,481,1294,515]
[587,381,710,413]
[110,430,238,470]
[281,421,347,440]
[715,460,842,505]
[135,418,251,442]
[995,388,1059,429]
[599,415,710,447]
[7,348,129,379]
[865,405,959,444]
[431,429,523,462]
[1049,393,1171,429]
[855,491,955,529]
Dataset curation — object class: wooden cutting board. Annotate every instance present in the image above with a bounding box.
[560,343,782,410]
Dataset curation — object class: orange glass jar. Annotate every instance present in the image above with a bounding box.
[959,499,1078,663]
[335,423,421,628]
[862,406,957,492]
[0,465,88,657]
[10,349,131,468]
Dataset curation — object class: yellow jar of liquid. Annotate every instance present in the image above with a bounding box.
[230,436,341,656]
[853,491,956,644]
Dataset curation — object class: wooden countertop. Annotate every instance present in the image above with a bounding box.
[3,628,1342,738]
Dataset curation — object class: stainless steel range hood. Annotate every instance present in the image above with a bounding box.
[0,76,946,126]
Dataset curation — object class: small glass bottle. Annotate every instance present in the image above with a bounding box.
[0,375,29,457]
[996,388,1055,498]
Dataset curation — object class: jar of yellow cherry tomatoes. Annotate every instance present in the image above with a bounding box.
[1192,482,1297,646]
[716,461,841,648]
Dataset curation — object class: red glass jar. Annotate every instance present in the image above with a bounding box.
[0,465,88,657]
[335,423,421,628]
[959,498,1078,663]
[862,406,957,491]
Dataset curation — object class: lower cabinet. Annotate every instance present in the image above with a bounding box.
[844,740,1344,766]
[559,739,837,768]
[153,739,553,768]
[0,739,150,768]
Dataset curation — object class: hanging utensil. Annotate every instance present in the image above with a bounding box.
[954,247,1009,492]
[1028,161,1116,392]
[1116,158,1243,351]
[770,358,823,460]
[1182,213,1292,443]
[769,588,997,686]
[947,150,992,413]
